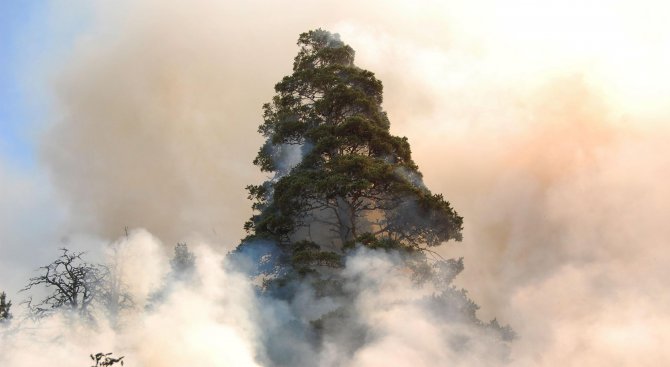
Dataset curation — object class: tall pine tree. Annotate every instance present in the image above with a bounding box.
[241,29,463,276]
[235,31,514,361]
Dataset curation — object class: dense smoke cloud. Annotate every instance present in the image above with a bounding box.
[1,231,509,367]
[3,0,666,365]
[431,97,670,365]
[1,231,260,366]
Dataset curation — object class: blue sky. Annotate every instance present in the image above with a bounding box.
[0,0,43,168]
[0,1,89,170]
[0,2,90,297]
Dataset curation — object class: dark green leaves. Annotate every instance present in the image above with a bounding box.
[244,28,462,273]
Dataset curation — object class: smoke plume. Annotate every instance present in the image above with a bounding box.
[2,0,667,365]
[1,230,511,366]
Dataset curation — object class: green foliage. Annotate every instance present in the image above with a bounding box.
[170,242,196,277]
[290,240,343,270]
[237,29,514,353]
[343,232,407,251]
[245,28,463,265]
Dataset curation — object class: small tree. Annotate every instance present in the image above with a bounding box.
[22,249,106,319]
[170,242,196,279]
[0,291,12,323]
[100,243,134,326]
[146,243,197,309]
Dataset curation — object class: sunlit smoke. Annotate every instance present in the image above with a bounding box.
[1,231,510,367]
[1,0,666,365]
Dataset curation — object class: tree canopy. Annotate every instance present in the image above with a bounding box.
[170,242,196,277]
[242,29,463,275]
[235,30,513,360]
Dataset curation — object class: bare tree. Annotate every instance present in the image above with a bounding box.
[22,249,106,319]
[99,243,134,326]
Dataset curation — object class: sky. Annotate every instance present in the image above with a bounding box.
[1,0,670,365]
[0,0,40,167]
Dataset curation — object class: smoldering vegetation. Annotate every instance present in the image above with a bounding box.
[0,230,511,367]
[1,0,669,366]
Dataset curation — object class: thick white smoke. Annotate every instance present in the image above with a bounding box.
[0,230,260,366]
[1,231,509,367]
[2,0,668,365]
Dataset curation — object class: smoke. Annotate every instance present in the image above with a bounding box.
[480,132,670,366]
[1,230,510,367]
[0,230,261,366]
[3,0,665,365]
[333,17,670,366]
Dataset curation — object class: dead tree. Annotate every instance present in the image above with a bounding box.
[100,243,134,326]
[22,249,106,319]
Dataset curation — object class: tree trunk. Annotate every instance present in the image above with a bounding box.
[335,196,355,245]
